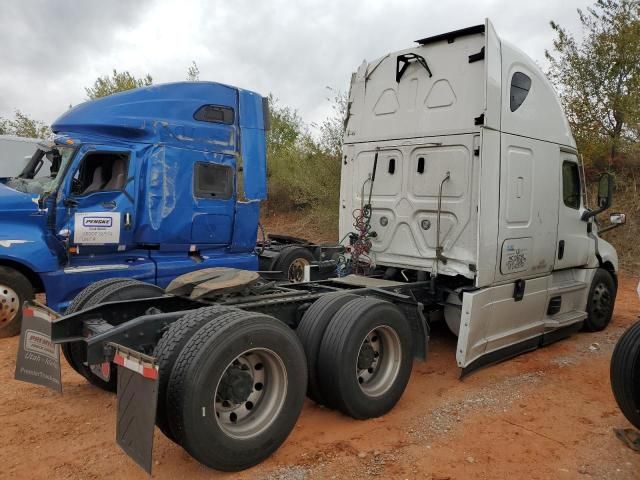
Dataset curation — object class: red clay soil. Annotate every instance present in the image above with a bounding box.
[1,276,639,480]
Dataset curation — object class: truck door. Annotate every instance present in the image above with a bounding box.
[62,146,137,252]
[554,153,589,269]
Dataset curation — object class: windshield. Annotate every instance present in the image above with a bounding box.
[8,145,76,195]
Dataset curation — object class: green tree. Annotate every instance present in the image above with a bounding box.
[546,0,640,167]
[314,87,347,158]
[265,94,343,221]
[85,69,153,100]
[0,110,51,138]
[187,61,200,81]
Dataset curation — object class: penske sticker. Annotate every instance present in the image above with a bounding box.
[73,212,121,245]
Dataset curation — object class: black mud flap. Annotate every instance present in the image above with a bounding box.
[14,302,62,393]
[114,344,159,474]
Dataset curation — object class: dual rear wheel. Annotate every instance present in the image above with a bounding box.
[157,308,307,471]
[297,293,414,419]
[63,281,413,471]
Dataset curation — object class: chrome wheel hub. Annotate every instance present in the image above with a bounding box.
[214,348,287,439]
[356,326,402,397]
[0,284,19,326]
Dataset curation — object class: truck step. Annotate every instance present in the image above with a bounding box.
[548,280,587,296]
[543,310,587,330]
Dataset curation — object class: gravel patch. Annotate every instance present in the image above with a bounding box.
[409,371,546,440]
[259,465,309,480]
[550,355,578,367]
[358,451,399,477]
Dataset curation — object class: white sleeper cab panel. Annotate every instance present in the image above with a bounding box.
[344,30,485,144]
[343,135,479,278]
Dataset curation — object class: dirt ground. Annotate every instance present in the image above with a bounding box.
[1,275,639,480]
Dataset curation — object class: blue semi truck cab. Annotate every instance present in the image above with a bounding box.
[0,82,272,336]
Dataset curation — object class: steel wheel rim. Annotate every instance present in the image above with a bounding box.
[592,282,612,322]
[214,348,288,439]
[355,325,402,397]
[0,284,19,326]
[288,258,310,283]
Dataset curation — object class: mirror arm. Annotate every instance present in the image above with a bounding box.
[598,222,624,234]
[581,207,604,221]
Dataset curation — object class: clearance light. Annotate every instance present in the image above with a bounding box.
[68,246,79,254]
[65,139,74,145]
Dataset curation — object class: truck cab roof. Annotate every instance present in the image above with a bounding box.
[344,20,575,149]
[52,81,267,154]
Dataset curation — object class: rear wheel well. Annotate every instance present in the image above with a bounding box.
[601,261,617,286]
[0,260,44,293]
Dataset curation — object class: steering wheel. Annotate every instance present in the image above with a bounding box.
[71,178,83,194]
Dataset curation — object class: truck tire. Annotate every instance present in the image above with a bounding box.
[317,297,413,419]
[63,279,163,392]
[153,305,236,442]
[0,266,33,338]
[583,268,616,332]
[165,310,307,471]
[62,278,139,376]
[272,246,315,283]
[611,321,640,429]
[64,277,133,315]
[297,292,359,404]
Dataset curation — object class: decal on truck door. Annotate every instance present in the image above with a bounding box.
[500,237,532,274]
[74,212,121,245]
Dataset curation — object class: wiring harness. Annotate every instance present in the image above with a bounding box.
[336,151,380,276]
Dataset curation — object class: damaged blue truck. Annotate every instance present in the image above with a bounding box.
[0,82,324,338]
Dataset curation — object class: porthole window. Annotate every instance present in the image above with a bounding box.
[510,72,531,112]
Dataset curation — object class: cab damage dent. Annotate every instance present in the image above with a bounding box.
[146,145,177,231]
[152,120,237,154]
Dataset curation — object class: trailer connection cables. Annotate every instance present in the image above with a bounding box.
[337,151,379,277]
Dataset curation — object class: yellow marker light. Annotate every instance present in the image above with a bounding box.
[65,139,74,145]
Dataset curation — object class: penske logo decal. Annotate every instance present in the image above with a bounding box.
[83,216,113,227]
[24,329,57,360]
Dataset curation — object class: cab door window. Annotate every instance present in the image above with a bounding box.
[562,161,581,209]
[71,152,129,196]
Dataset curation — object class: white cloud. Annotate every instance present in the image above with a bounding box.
[0,0,593,128]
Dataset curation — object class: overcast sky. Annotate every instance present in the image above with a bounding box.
[0,0,592,130]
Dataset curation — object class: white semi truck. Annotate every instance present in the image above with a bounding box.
[16,19,625,473]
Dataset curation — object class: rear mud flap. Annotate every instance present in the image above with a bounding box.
[114,346,159,474]
[14,302,62,393]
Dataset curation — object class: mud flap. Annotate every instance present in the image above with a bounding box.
[14,302,62,393]
[113,345,159,474]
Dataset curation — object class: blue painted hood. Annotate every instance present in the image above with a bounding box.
[0,182,39,212]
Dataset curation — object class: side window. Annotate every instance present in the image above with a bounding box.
[194,162,233,199]
[510,72,531,112]
[562,161,581,209]
[72,152,129,196]
[194,105,235,124]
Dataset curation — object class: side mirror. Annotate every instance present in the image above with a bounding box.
[597,173,613,209]
[583,172,615,221]
[610,213,626,225]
